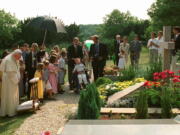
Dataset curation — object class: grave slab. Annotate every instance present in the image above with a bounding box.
[59,119,180,135]
[100,108,180,114]
[107,82,144,105]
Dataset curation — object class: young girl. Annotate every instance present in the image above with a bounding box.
[43,60,53,99]
[58,51,66,94]
[31,63,44,101]
[48,56,58,94]
[118,50,126,70]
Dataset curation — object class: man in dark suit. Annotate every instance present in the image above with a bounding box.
[171,27,180,72]
[114,35,122,65]
[173,27,180,54]
[67,37,83,90]
[90,35,108,81]
[25,43,38,99]
[37,44,46,63]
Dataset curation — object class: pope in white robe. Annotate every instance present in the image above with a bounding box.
[0,49,22,117]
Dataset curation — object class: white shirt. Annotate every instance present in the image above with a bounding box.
[156,36,164,54]
[73,63,86,73]
[147,38,159,50]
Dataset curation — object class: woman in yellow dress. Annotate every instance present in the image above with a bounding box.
[31,63,44,100]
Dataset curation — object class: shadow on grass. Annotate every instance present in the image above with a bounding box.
[0,112,33,135]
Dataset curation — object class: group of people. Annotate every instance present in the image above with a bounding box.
[0,26,180,117]
[114,35,142,69]
[0,35,109,117]
[0,43,68,117]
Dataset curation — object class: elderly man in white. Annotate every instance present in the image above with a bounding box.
[0,49,22,117]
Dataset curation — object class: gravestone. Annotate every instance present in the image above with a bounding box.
[160,26,175,70]
[107,82,144,105]
[58,119,180,135]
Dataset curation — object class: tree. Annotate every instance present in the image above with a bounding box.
[0,9,20,48]
[148,0,180,30]
[65,23,80,41]
[102,9,150,40]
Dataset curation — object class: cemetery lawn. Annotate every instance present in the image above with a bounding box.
[0,113,32,135]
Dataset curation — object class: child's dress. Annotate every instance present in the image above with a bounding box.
[31,70,44,99]
[43,68,52,91]
[118,54,125,69]
[48,63,58,94]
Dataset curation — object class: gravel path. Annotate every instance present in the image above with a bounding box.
[14,89,79,135]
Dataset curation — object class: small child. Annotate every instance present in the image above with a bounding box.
[31,63,44,101]
[43,60,53,99]
[58,51,66,94]
[118,50,126,70]
[73,58,88,89]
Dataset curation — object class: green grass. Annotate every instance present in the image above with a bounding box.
[0,113,32,135]
[107,47,149,68]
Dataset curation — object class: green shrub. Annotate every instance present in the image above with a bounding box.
[144,58,162,81]
[135,90,148,119]
[146,89,160,107]
[95,77,112,87]
[161,87,172,118]
[118,66,136,81]
[171,88,180,108]
[77,83,101,119]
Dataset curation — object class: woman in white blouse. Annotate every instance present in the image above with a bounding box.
[119,36,130,64]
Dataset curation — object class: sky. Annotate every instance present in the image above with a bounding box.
[0,0,155,25]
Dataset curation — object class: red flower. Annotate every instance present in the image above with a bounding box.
[154,76,160,81]
[173,75,180,78]
[160,72,167,79]
[168,71,174,77]
[172,78,180,83]
[164,70,174,77]
[143,81,152,88]
[153,82,161,87]
[41,131,51,135]
[153,72,159,77]
[178,70,180,73]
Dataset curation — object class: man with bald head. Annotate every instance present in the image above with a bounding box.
[0,49,22,117]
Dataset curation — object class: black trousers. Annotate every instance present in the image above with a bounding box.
[92,59,105,81]
[68,64,75,89]
[115,55,119,66]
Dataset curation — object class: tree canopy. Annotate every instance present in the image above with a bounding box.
[148,0,180,30]
[101,9,149,40]
[0,9,20,48]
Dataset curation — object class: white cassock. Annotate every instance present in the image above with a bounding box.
[0,54,20,117]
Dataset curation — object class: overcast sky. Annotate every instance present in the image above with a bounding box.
[0,0,155,25]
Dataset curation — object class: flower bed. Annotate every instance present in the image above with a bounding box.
[97,78,146,104]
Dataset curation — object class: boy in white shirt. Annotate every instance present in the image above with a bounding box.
[147,32,159,63]
[73,58,88,89]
